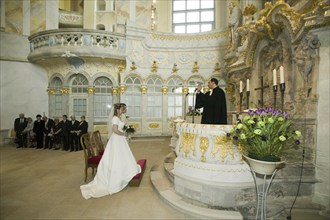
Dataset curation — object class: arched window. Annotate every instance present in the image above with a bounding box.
[71,74,88,116]
[125,76,142,118]
[50,77,63,117]
[94,77,113,117]
[167,77,183,117]
[146,77,163,118]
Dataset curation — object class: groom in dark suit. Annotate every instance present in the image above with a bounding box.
[195,78,227,125]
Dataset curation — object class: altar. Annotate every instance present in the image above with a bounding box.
[173,122,254,208]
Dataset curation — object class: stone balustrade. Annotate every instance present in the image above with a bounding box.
[27,29,126,62]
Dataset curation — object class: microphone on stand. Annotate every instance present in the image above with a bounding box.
[194,88,198,92]
[185,92,190,96]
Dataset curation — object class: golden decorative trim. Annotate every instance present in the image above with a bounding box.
[119,84,126,93]
[182,87,189,94]
[212,136,235,163]
[162,86,168,94]
[199,137,209,162]
[192,61,199,73]
[112,88,118,94]
[141,85,148,94]
[118,61,125,73]
[179,132,196,157]
[60,87,70,94]
[87,87,95,94]
[148,123,160,129]
[151,60,158,72]
[203,88,209,93]
[47,88,56,94]
[130,62,137,71]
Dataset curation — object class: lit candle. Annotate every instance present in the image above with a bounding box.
[246,79,250,91]
[273,69,277,86]
[239,81,243,93]
[280,66,284,84]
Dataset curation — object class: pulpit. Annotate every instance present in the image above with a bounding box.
[173,122,254,208]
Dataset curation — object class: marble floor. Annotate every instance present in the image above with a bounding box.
[0,137,328,220]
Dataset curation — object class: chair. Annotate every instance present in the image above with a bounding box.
[91,130,105,155]
[80,133,102,182]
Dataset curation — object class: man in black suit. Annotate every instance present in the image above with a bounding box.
[33,114,45,149]
[69,115,80,152]
[43,116,55,149]
[195,78,227,125]
[14,113,28,148]
[60,115,71,151]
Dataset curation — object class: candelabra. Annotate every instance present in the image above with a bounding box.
[273,85,278,109]
[280,83,285,111]
[246,91,250,109]
[239,92,243,113]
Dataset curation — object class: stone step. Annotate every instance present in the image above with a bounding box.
[150,160,243,220]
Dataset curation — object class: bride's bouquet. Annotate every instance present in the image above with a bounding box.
[123,125,136,134]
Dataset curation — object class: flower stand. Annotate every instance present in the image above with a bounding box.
[243,155,285,220]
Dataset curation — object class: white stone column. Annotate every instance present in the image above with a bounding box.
[313,26,330,216]
[129,0,136,23]
[46,0,59,30]
[22,0,30,36]
[0,0,6,30]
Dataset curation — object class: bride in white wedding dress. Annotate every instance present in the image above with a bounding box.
[80,103,141,199]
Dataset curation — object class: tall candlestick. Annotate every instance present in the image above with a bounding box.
[240,81,243,93]
[280,66,284,84]
[247,79,250,91]
[273,69,277,86]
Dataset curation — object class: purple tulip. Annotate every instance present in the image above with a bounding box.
[283,111,288,118]
[248,109,254,116]
[255,109,261,115]
[261,110,266,116]
[268,107,273,113]
[264,107,269,113]
[294,140,300,145]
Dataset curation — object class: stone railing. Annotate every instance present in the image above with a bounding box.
[28,29,126,62]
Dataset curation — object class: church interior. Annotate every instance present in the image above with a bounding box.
[0,0,329,219]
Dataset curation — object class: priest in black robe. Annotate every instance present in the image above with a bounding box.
[195,78,227,125]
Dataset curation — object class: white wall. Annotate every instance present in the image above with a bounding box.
[0,32,49,130]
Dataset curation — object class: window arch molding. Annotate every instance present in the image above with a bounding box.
[91,72,118,87]
[123,74,143,85]
[187,75,205,86]
[64,71,91,86]
[49,73,64,86]
[165,75,185,85]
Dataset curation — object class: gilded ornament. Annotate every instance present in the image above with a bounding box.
[212,136,235,163]
[118,62,125,73]
[162,86,168,94]
[87,87,95,94]
[179,132,196,157]
[119,84,126,93]
[112,88,118,94]
[182,87,189,94]
[214,63,221,71]
[192,61,199,73]
[141,86,148,94]
[172,63,178,73]
[203,87,209,93]
[47,88,56,94]
[60,87,70,94]
[199,137,209,162]
[148,123,160,129]
[151,60,158,72]
[130,62,137,71]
